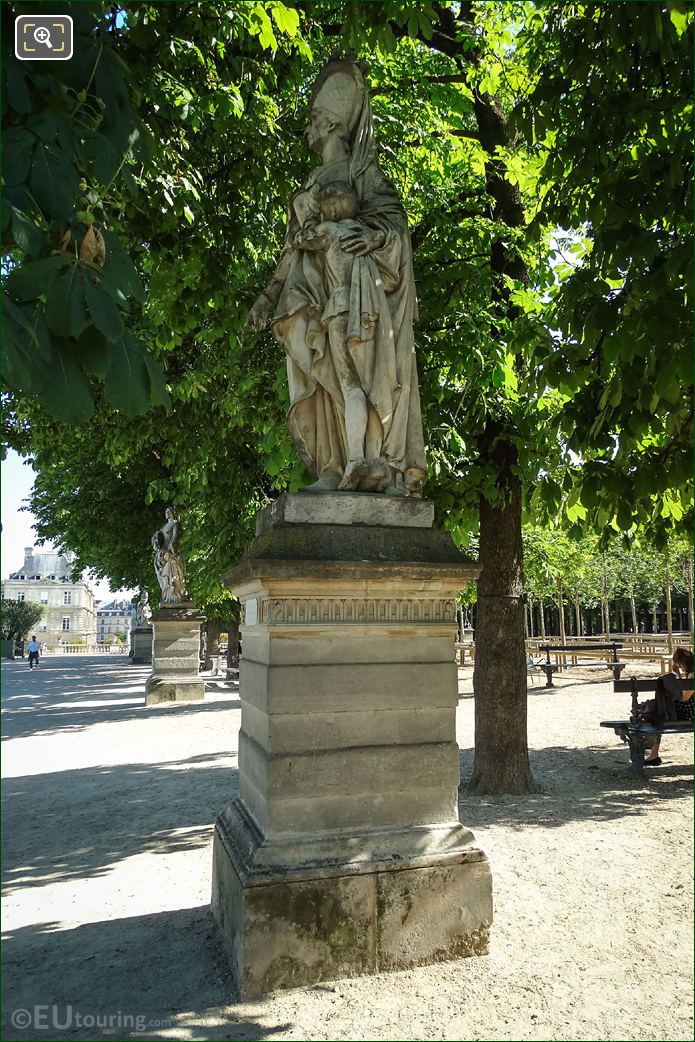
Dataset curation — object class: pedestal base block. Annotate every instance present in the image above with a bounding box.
[212,801,491,999]
[145,602,205,706]
[145,675,205,705]
[130,626,153,665]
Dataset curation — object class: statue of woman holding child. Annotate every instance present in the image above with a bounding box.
[246,60,426,496]
[151,506,188,604]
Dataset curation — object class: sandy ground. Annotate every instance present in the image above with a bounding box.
[2,654,693,1042]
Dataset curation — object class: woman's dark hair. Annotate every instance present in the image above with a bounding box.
[673,647,694,674]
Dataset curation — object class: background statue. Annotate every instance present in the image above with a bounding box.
[246,60,427,497]
[151,507,188,603]
[133,588,151,627]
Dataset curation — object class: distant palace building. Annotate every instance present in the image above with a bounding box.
[96,599,135,643]
[1,547,96,649]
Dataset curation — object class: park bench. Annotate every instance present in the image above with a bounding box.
[600,677,694,778]
[538,642,626,687]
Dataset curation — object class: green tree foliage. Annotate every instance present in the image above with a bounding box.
[514,1,693,541]
[2,599,45,642]
[2,1,171,421]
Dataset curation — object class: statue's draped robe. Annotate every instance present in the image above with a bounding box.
[153,520,187,602]
[272,158,427,484]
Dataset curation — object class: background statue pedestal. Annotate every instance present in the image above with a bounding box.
[212,493,492,998]
[145,603,205,706]
[130,625,153,665]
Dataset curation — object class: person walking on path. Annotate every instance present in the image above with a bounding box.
[26,636,40,670]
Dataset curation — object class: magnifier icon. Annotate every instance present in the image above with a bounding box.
[34,25,52,47]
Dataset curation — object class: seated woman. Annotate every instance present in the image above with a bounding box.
[644,646,694,766]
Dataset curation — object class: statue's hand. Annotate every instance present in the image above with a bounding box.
[339,227,387,257]
[244,294,271,333]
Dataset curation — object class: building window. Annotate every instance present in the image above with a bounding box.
[18,592,25,602]
[62,617,70,631]
[40,592,49,604]
[39,623,47,632]
[63,591,72,605]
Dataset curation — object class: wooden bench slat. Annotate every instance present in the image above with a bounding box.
[613,679,694,693]
[540,643,622,652]
[601,720,693,733]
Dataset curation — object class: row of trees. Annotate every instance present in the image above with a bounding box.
[522,528,694,640]
[3,2,692,792]
[455,527,694,639]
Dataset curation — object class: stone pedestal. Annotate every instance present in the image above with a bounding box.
[145,602,205,706]
[130,626,153,665]
[212,493,492,998]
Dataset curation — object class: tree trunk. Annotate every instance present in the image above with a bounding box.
[630,594,638,634]
[664,554,673,653]
[574,600,581,637]
[539,599,546,638]
[470,439,535,794]
[527,594,534,638]
[557,578,566,644]
[204,617,221,672]
[435,12,535,794]
[227,619,240,671]
[686,556,694,636]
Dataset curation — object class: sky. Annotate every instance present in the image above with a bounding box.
[1,450,134,602]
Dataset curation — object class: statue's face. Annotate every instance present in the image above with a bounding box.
[165,508,173,520]
[304,109,336,153]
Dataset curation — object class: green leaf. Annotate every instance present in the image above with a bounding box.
[144,352,171,411]
[251,6,277,49]
[7,257,67,301]
[75,325,111,377]
[30,143,79,220]
[3,129,36,185]
[5,63,31,114]
[40,339,95,424]
[270,3,300,36]
[669,8,689,35]
[104,334,151,413]
[84,276,124,341]
[78,133,124,184]
[100,229,146,303]
[2,296,52,394]
[45,266,88,338]
[26,113,61,145]
[11,208,45,258]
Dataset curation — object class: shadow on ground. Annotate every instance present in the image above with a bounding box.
[1,658,239,741]
[2,906,290,1041]
[2,754,240,892]
[458,742,694,830]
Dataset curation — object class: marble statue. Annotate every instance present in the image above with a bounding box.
[151,507,188,604]
[246,60,426,497]
[133,588,151,627]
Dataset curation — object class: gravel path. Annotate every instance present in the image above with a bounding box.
[2,655,693,1041]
